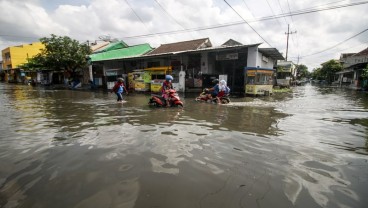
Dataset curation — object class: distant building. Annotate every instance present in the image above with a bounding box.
[337,47,368,89]
[89,37,284,93]
[276,60,296,87]
[1,42,44,82]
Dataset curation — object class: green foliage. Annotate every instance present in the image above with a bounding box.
[311,67,322,80]
[296,64,310,79]
[361,64,368,79]
[19,55,45,71]
[26,34,91,72]
[311,59,342,83]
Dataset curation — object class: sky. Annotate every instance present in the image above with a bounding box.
[0,0,367,71]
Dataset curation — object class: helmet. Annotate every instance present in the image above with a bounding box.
[117,78,124,82]
[165,75,173,81]
[212,79,219,84]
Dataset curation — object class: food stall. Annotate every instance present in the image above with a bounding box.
[144,66,172,93]
[244,67,275,96]
[128,70,149,91]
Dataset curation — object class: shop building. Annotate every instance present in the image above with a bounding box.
[89,37,284,94]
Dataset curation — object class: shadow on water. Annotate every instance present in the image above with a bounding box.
[0,83,367,208]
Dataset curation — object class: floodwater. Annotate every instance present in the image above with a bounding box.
[0,83,367,208]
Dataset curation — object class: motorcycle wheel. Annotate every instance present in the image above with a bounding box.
[221,98,230,104]
[174,103,183,107]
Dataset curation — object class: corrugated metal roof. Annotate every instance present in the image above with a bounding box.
[139,43,262,58]
[89,43,153,62]
[147,38,211,55]
[258,48,285,60]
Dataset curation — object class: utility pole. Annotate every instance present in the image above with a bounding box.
[285,24,296,61]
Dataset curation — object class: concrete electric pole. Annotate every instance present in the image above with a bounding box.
[285,24,296,61]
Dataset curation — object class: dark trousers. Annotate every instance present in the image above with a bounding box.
[116,92,123,101]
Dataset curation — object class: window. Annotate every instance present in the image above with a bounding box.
[5,52,11,61]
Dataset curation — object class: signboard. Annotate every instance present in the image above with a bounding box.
[277,67,292,72]
[246,70,273,76]
[216,53,238,61]
[105,71,117,76]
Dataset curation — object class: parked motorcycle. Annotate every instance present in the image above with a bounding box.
[148,89,184,107]
[195,88,231,104]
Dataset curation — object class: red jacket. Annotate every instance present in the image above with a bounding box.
[111,82,126,93]
[161,81,172,93]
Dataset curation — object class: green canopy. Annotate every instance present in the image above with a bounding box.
[89,43,153,62]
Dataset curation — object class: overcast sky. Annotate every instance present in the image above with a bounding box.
[1,0,367,70]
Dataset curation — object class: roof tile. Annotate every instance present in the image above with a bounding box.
[147,38,211,55]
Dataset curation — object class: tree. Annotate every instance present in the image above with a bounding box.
[311,67,322,80]
[296,64,310,79]
[27,34,91,74]
[361,64,368,79]
[310,60,342,83]
[18,55,45,70]
[361,64,368,90]
[320,60,342,84]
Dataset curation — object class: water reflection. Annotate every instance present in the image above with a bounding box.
[0,83,367,208]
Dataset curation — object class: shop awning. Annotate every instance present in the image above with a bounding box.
[89,43,153,62]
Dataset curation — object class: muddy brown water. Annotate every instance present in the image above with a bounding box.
[0,83,367,208]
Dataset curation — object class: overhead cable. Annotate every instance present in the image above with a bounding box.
[301,28,368,58]
[119,1,368,39]
[224,0,272,47]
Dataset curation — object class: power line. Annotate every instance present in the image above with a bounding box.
[277,0,288,25]
[117,1,368,40]
[153,0,186,30]
[286,0,300,58]
[301,28,368,58]
[290,40,368,61]
[264,0,283,27]
[223,0,272,47]
[124,0,151,34]
[1,1,367,42]
[241,0,255,18]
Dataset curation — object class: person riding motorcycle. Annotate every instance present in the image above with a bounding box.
[161,75,173,107]
[206,79,220,103]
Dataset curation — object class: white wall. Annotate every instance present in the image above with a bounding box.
[261,55,275,69]
[342,55,368,68]
[247,46,277,69]
[247,46,258,67]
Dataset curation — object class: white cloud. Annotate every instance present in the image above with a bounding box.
[0,0,367,70]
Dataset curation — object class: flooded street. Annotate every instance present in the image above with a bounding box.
[0,83,367,208]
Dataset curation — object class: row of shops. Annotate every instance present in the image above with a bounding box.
[1,38,286,95]
[84,38,284,95]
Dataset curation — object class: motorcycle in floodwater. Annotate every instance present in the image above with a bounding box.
[148,89,184,107]
[195,88,231,104]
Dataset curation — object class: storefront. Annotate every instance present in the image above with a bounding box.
[244,67,275,96]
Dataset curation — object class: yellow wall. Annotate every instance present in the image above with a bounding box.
[2,42,44,69]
